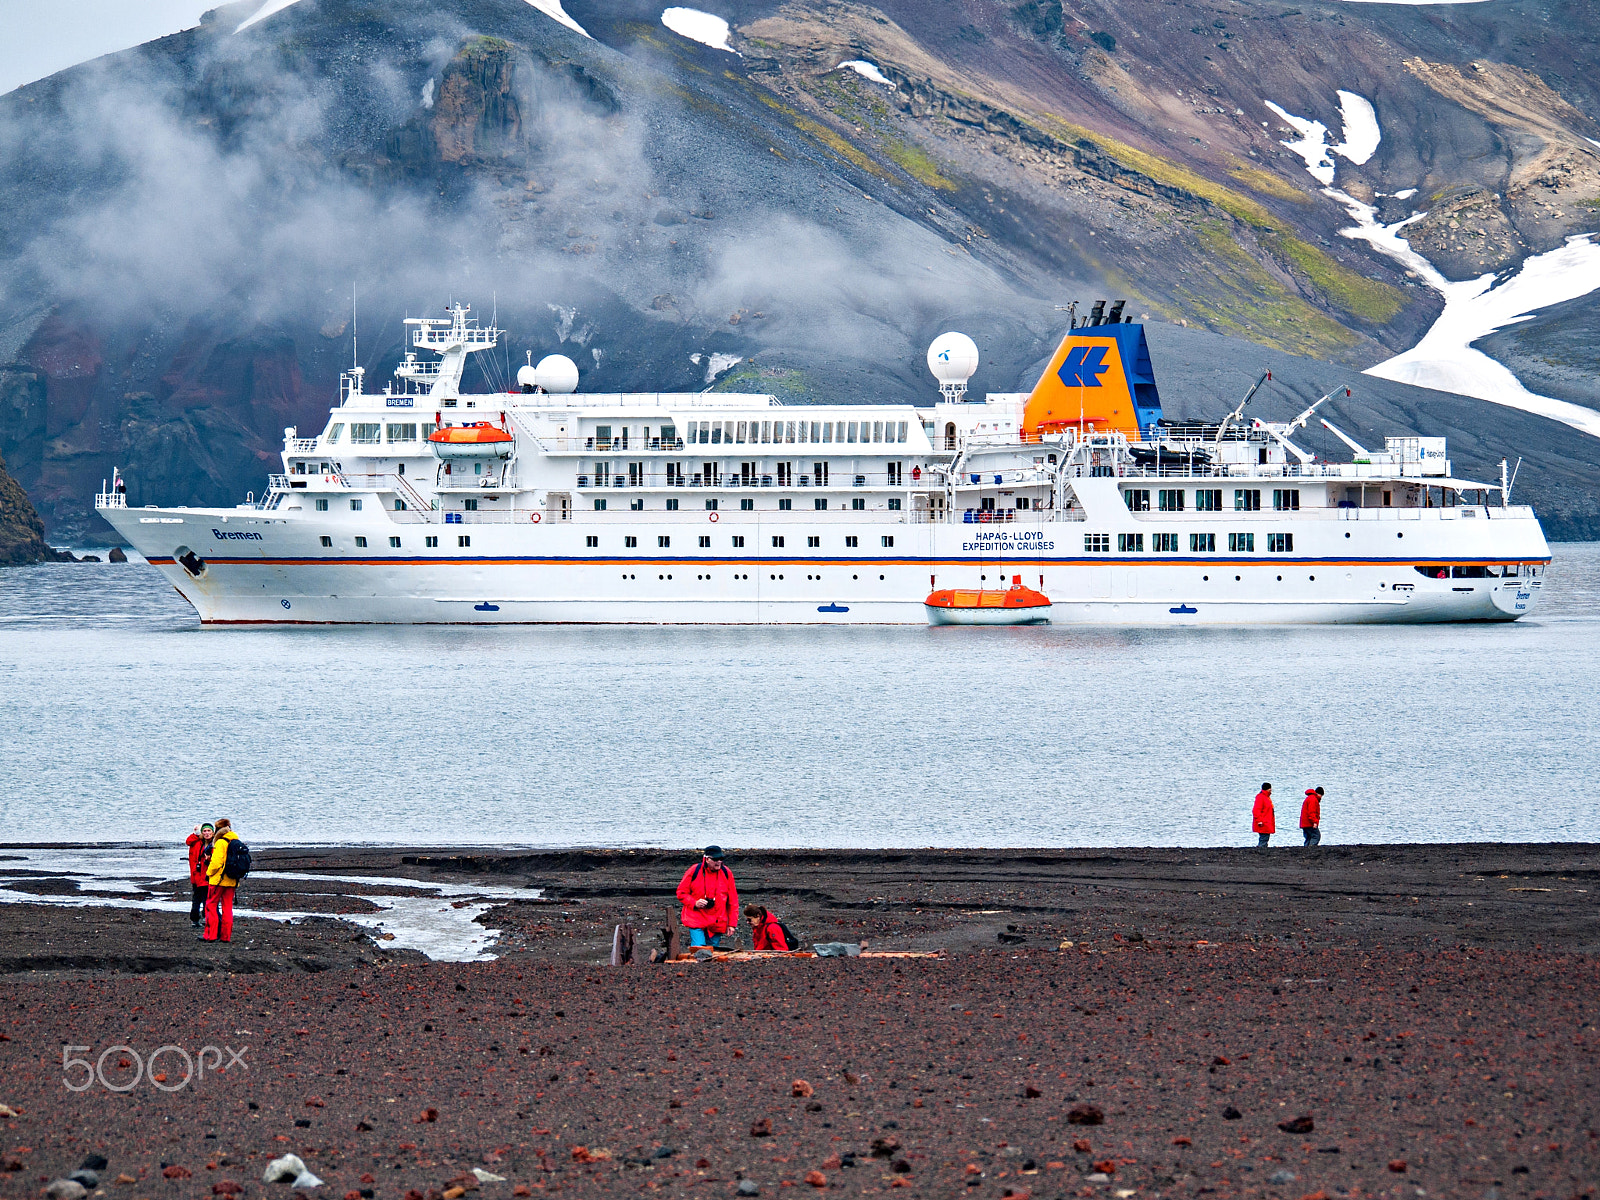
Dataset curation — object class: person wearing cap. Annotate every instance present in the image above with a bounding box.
[185,823,214,928]
[1300,787,1324,846]
[676,846,740,950]
[1252,783,1275,849]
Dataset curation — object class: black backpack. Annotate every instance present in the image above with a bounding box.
[224,838,252,881]
[776,920,801,952]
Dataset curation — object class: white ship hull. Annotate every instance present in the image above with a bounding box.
[101,504,1547,626]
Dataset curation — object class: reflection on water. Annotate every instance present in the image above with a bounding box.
[2,546,1597,848]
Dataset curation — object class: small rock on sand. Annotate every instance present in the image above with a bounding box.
[46,1183,88,1200]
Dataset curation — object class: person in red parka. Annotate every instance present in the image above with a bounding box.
[1300,786,1323,846]
[676,845,739,949]
[1252,783,1275,848]
[185,823,214,929]
[745,904,792,951]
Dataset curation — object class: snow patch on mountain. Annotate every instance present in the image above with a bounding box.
[838,60,894,87]
[525,0,590,39]
[1269,90,1600,437]
[235,0,305,32]
[662,8,736,53]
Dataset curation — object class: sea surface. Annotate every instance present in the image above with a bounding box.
[3,548,1599,848]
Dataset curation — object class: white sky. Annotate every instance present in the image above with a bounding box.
[0,0,215,95]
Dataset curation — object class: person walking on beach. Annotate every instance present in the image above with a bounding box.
[204,819,242,943]
[745,904,795,952]
[1300,787,1323,846]
[677,845,739,950]
[1252,783,1276,848]
[185,823,214,928]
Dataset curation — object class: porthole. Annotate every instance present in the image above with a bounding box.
[659,574,664,580]
[1344,532,1351,539]
[1397,532,1404,539]
[879,575,885,580]
[852,574,858,580]
[1276,575,1282,581]
[1202,575,1208,581]
[1235,575,1241,581]
[1309,575,1315,581]
[779,574,784,580]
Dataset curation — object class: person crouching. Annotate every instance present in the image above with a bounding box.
[745,904,793,952]
[204,818,241,943]
[676,845,739,950]
[186,822,214,930]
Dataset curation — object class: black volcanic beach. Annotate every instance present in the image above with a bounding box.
[1,843,1595,1200]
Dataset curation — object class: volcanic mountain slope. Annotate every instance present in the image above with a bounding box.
[0,0,1595,542]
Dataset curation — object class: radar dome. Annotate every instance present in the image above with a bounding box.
[927,332,979,384]
[516,363,539,390]
[535,354,579,394]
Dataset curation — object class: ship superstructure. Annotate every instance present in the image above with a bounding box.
[97,302,1549,625]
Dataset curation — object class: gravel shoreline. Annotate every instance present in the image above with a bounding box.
[0,844,1594,1200]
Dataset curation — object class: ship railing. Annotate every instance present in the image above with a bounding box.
[94,491,127,510]
[287,438,321,452]
[574,472,938,490]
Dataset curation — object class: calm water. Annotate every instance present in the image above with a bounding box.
[3,548,1599,848]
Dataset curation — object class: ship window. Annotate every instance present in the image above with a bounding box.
[711,425,722,444]
[815,498,827,510]
[1229,532,1254,552]
[845,536,859,548]
[732,535,745,548]
[1235,489,1261,511]
[667,497,679,511]
[1273,488,1300,511]
[1086,534,1111,552]
[423,424,436,439]
[319,536,332,547]
[394,499,406,511]
[888,498,901,510]
[473,462,483,476]
[897,421,908,442]
[351,423,380,444]
[586,536,599,548]
[426,536,438,548]
[326,423,344,443]
[595,425,612,448]
[349,498,362,511]
[442,398,457,408]
[808,536,820,548]
[1124,489,1150,512]
[734,421,746,444]
[1158,489,1184,512]
[873,421,884,443]
[699,535,711,548]
[772,536,785,548]
[315,498,329,511]
[594,498,607,511]
[389,536,400,548]
[458,535,470,548]
[1118,533,1143,552]
[1267,533,1293,552]
[1453,565,1490,578]
[464,497,478,511]
[625,536,637,548]
[881,535,894,548]
[821,422,833,444]
[779,498,792,510]
[705,498,718,511]
[1153,533,1179,552]
[847,422,859,443]
[1190,533,1216,552]
[851,497,866,511]
[741,498,754,511]
[1195,489,1223,512]
[1415,564,1449,579]
[659,536,671,548]
[386,423,417,442]
[1383,490,1392,506]
[800,421,811,443]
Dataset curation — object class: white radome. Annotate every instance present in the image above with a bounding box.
[535,354,580,394]
[516,363,539,389]
[927,332,979,384]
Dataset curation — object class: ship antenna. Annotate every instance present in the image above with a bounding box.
[352,283,358,371]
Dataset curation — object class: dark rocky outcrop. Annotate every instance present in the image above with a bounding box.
[0,448,70,566]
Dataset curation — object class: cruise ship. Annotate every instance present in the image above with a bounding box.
[96,301,1549,625]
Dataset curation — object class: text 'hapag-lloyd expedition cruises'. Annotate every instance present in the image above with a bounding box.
[98,301,1549,625]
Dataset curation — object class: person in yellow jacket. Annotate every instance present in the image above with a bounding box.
[204,818,241,943]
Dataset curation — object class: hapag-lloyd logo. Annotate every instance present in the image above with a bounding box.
[212,528,263,541]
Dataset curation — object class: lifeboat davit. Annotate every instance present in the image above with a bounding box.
[428,422,514,460]
[924,575,1052,626]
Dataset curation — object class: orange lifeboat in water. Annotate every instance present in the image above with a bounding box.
[428,421,514,460]
[924,575,1052,626]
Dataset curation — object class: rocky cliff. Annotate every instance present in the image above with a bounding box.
[0,449,68,565]
[0,0,1595,541]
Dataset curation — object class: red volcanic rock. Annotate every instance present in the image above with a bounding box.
[749,1118,772,1137]
[1093,1159,1117,1175]
[1388,1160,1408,1173]
[212,1183,242,1195]
[162,1167,191,1180]
[305,1097,326,1108]
[415,1108,438,1124]
[1072,1139,1092,1153]
[1067,1104,1104,1125]
[791,1080,813,1098]
[1279,1115,1315,1134]
[803,1170,826,1187]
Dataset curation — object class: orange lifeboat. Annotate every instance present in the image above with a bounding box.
[924,575,1052,626]
[428,421,514,460]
